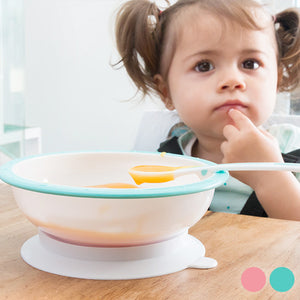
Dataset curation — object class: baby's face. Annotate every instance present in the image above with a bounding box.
[162,10,278,141]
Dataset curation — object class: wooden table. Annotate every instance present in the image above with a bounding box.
[1,182,299,299]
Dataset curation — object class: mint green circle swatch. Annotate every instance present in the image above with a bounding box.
[269,267,295,292]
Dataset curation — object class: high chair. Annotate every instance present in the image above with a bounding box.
[134,110,300,152]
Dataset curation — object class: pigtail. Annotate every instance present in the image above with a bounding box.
[275,8,300,92]
[114,0,164,96]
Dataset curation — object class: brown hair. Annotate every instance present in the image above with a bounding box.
[114,0,300,96]
[275,8,300,91]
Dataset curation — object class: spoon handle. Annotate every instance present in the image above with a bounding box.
[174,162,300,177]
[211,162,300,172]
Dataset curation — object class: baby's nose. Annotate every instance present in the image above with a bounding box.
[217,71,246,92]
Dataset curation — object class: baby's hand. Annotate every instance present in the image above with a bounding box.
[221,109,284,188]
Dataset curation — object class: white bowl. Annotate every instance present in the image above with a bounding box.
[0,151,228,246]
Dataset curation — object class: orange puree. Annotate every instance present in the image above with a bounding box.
[131,165,180,172]
[129,165,183,185]
[87,183,138,189]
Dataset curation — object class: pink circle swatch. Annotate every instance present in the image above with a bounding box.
[241,267,266,292]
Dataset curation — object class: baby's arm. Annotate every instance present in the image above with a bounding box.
[221,109,300,221]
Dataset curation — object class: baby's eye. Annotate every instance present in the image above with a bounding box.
[194,61,214,72]
[242,59,260,70]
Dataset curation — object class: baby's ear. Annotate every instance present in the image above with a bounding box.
[153,74,175,110]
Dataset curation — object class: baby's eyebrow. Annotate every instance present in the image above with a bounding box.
[240,49,268,56]
[183,50,219,62]
[184,48,267,62]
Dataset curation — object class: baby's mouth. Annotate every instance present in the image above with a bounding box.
[214,100,248,112]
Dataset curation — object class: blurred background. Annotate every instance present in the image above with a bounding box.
[0,0,300,162]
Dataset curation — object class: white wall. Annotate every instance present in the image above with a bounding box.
[24,0,163,154]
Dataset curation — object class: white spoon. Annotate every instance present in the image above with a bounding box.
[129,162,300,184]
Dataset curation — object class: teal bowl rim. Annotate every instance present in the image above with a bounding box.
[0,151,229,199]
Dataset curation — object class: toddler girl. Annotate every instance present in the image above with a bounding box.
[114,0,300,221]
